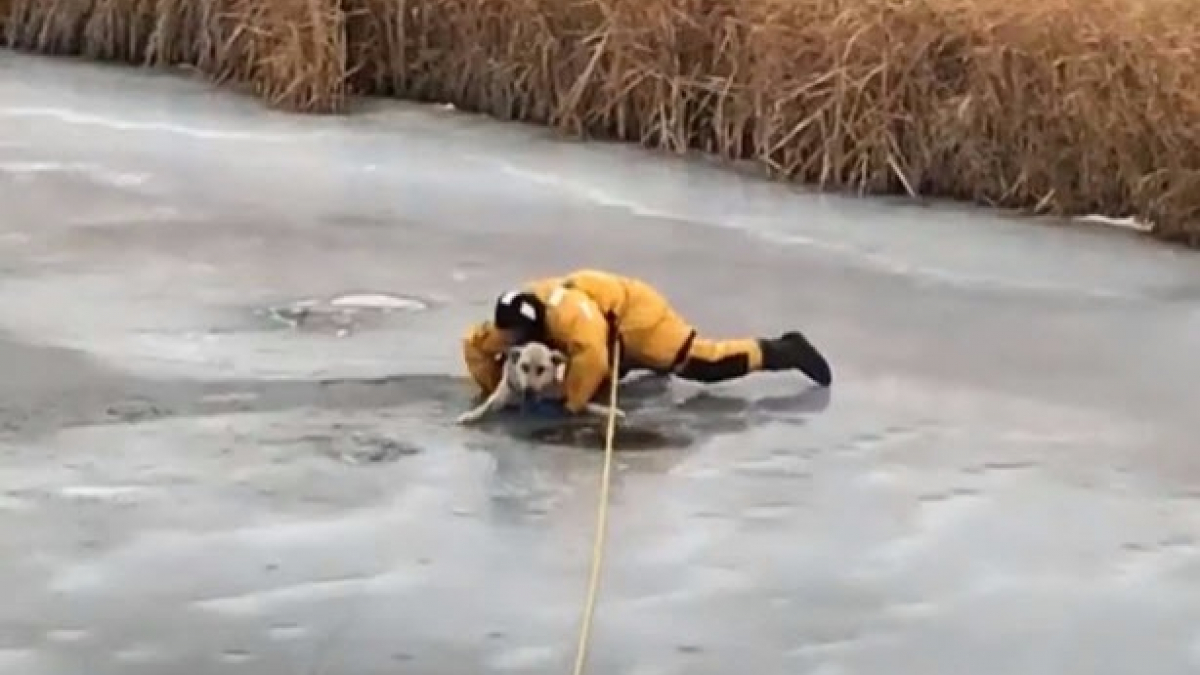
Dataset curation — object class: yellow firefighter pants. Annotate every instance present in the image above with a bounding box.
[615,278,763,382]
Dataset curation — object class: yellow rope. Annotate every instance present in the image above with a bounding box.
[570,340,622,675]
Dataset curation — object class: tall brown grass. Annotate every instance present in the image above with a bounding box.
[3,0,1199,244]
[2,0,346,111]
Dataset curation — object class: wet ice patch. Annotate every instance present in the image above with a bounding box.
[314,432,422,465]
[525,420,688,451]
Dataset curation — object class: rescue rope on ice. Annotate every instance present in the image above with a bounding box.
[569,339,622,675]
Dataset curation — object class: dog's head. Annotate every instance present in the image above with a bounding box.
[506,342,567,397]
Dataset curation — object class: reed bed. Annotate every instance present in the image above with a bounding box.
[3,0,1199,243]
[2,0,346,111]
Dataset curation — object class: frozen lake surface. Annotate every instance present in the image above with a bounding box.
[2,50,1200,675]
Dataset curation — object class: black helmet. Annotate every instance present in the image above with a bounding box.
[493,290,546,343]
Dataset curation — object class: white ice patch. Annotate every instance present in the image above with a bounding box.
[0,106,323,142]
[194,571,423,616]
[487,645,558,672]
[328,293,426,311]
[59,485,151,501]
[67,206,184,227]
[0,650,36,671]
[45,629,91,644]
[1076,213,1153,233]
[0,160,149,188]
[199,391,260,405]
[481,159,676,221]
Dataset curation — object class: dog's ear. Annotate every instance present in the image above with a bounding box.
[506,346,524,363]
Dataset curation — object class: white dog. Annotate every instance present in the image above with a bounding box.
[456,341,626,424]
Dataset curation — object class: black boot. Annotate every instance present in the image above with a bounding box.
[759,331,832,386]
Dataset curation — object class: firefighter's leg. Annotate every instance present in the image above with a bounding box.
[617,278,832,386]
[618,301,755,382]
[650,320,829,387]
[673,335,762,382]
[676,332,832,386]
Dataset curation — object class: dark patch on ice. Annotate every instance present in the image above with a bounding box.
[104,397,170,423]
[469,382,832,451]
[318,432,422,464]
[525,420,686,452]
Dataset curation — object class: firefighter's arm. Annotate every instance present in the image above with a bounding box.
[462,321,505,394]
[560,305,613,414]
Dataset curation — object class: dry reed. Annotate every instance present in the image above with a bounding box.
[2,0,1199,243]
[2,0,346,112]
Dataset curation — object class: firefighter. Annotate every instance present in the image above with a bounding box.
[462,269,832,415]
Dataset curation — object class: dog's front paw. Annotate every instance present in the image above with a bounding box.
[456,411,482,425]
[586,404,627,421]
